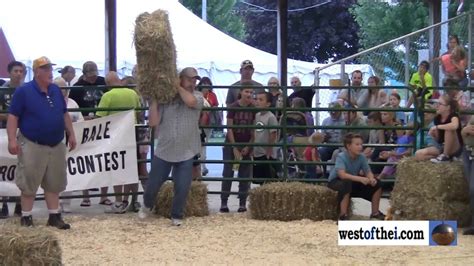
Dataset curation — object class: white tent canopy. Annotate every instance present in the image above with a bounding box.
[0,0,373,108]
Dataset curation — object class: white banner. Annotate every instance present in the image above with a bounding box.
[0,110,139,196]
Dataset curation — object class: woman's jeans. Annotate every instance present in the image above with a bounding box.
[143,156,193,219]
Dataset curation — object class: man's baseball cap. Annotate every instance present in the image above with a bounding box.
[328,101,342,114]
[33,56,56,70]
[179,67,201,80]
[58,65,75,75]
[240,59,254,69]
[82,61,99,78]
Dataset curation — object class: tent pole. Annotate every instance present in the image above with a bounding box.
[202,0,207,22]
[105,0,117,72]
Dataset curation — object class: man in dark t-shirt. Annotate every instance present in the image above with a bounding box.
[70,61,107,116]
[287,76,314,108]
[225,60,264,106]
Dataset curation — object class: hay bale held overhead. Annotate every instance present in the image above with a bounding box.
[390,159,471,227]
[155,181,209,218]
[249,182,339,221]
[134,10,178,104]
[0,225,62,265]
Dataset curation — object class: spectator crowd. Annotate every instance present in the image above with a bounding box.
[0,34,473,230]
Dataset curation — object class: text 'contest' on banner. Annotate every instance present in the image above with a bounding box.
[0,110,139,196]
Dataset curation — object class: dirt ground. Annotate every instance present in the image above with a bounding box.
[9,212,472,265]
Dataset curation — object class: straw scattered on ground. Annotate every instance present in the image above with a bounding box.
[2,214,472,265]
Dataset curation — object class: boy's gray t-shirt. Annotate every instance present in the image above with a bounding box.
[254,111,278,158]
[328,151,371,182]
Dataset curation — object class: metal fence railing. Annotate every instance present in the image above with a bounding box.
[1,84,472,200]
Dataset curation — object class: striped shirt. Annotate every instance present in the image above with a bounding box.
[154,91,204,162]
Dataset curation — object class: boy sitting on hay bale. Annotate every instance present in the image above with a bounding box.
[328,133,385,220]
[461,120,474,235]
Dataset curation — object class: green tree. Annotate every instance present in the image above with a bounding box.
[240,0,360,63]
[448,0,474,45]
[350,0,429,82]
[179,0,246,41]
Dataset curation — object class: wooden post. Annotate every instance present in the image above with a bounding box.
[105,0,117,72]
[428,0,441,85]
[277,0,288,87]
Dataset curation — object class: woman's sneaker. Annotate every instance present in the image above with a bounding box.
[171,218,182,226]
[138,206,153,219]
[430,154,451,163]
[111,201,128,214]
[370,211,386,220]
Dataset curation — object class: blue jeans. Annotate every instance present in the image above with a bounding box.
[143,156,193,219]
[221,146,251,206]
[462,148,474,226]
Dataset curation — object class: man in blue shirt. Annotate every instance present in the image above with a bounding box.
[328,133,384,221]
[7,56,77,229]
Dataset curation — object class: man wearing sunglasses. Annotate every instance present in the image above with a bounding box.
[6,56,77,229]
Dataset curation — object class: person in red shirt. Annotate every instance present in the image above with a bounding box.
[199,77,218,107]
[197,77,219,176]
[304,132,324,179]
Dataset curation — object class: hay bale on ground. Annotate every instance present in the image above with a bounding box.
[0,225,62,265]
[249,182,339,221]
[390,158,471,226]
[134,10,178,104]
[155,181,209,218]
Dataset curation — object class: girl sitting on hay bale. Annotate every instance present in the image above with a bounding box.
[461,119,474,235]
[415,94,463,163]
[328,133,385,220]
[377,125,415,180]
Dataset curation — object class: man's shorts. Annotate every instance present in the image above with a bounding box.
[16,134,67,196]
[328,178,381,202]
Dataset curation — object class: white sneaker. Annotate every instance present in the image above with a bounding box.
[430,154,451,163]
[138,206,153,219]
[171,218,182,226]
[105,202,128,214]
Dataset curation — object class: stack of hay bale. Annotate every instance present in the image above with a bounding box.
[249,182,339,221]
[155,181,209,218]
[134,10,178,103]
[390,159,471,226]
[0,225,62,265]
